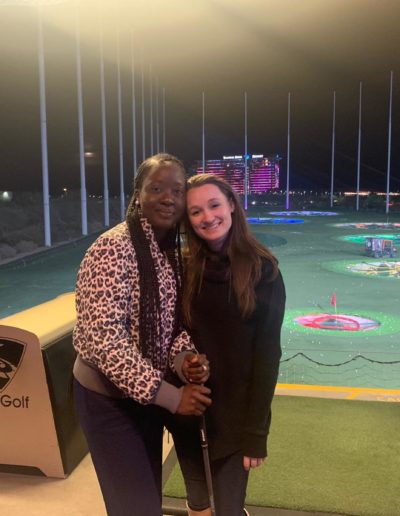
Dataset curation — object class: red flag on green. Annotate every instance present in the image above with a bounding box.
[331,292,337,307]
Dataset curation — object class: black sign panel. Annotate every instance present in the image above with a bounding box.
[0,339,26,392]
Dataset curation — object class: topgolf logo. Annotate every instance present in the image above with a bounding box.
[0,339,26,392]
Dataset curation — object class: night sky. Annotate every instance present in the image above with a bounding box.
[1,0,400,195]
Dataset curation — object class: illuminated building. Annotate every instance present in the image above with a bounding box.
[191,154,280,194]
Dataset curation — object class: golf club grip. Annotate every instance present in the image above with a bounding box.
[200,415,217,515]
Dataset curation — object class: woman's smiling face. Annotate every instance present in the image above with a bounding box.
[138,164,186,236]
[187,183,234,251]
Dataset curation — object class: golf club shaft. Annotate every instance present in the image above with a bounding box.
[200,414,216,516]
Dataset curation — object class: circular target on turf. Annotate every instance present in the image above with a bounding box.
[246,217,304,224]
[321,259,400,280]
[294,313,380,331]
[348,261,400,278]
[332,222,400,230]
[284,309,400,337]
[337,234,400,245]
[251,231,287,247]
[270,211,338,216]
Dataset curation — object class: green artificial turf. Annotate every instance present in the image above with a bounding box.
[163,395,400,516]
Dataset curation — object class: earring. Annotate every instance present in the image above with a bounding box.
[135,200,143,217]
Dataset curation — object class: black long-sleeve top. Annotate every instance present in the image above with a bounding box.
[190,256,285,460]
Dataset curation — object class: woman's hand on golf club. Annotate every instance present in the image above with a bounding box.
[176,384,212,416]
[243,456,265,471]
[182,353,210,384]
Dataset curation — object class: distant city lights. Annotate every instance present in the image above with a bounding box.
[343,191,400,196]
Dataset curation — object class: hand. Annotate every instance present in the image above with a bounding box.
[182,353,210,385]
[243,456,265,471]
[176,384,212,416]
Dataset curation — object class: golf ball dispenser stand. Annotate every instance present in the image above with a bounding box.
[0,293,88,478]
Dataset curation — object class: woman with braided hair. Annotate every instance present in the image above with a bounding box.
[73,154,211,516]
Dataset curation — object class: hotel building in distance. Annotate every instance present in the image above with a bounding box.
[190,154,281,194]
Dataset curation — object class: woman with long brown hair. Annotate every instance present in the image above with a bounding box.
[173,173,286,516]
[73,154,211,516]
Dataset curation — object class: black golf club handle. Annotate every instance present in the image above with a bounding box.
[199,415,217,516]
[199,415,208,447]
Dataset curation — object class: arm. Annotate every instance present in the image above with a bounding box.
[168,328,196,376]
[169,331,210,384]
[74,233,164,405]
[242,269,286,460]
[74,231,212,414]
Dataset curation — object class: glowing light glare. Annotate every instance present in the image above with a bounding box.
[343,191,371,197]
[0,1,66,4]
[84,151,94,158]
[376,192,400,196]
[0,191,12,202]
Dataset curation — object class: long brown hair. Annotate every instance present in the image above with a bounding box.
[126,153,185,366]
[183,173,278,325]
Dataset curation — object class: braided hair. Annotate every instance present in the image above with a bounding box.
[126,154,185,368]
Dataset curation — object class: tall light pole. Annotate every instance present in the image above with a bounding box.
[116,28,125,220]
[131,32,137,181]
[244,91,248,210]
[385,71,393,215]
[202,91,205,173]
[141,55,146,160]
[285,92,291,211]
[37,4,51,246]
[162,87,166,151]
[75,3,87,235]
[99,16,109,227]
[330,91,336,208]
[356,82,362,211]
[149,64,154,155]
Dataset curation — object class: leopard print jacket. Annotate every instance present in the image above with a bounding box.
[73,219,195,404]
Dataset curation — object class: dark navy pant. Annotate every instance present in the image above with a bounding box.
[171,417,249,515]
[74,379,164,516]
